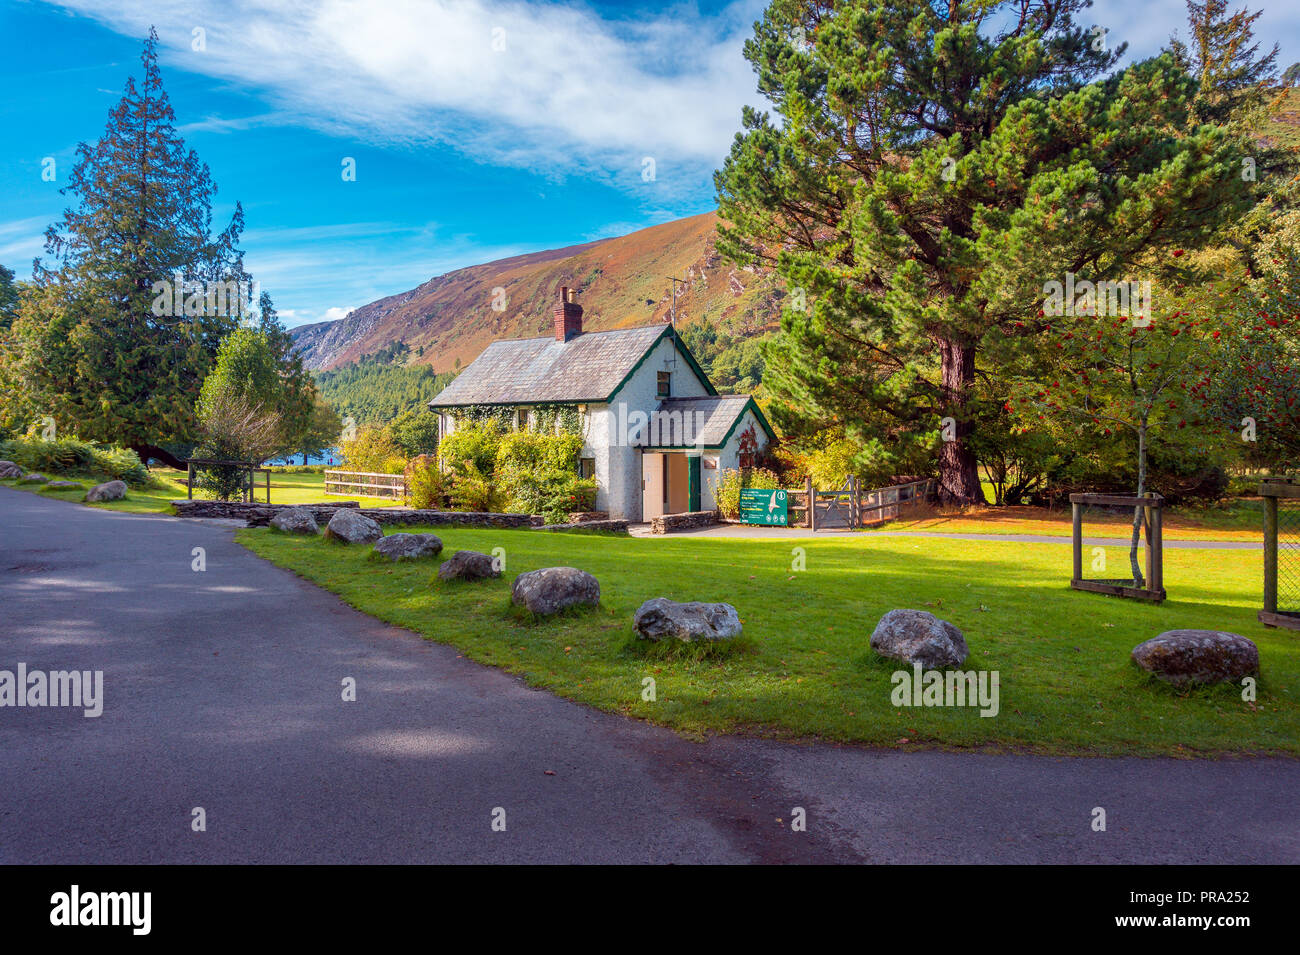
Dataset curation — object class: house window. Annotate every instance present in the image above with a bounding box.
[657,371,671,397]
[515,408,527,431]
[579,457,595,479]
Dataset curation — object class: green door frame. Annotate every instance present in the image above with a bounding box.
[688,455,701,512]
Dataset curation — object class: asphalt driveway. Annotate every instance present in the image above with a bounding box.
[1,486,1296,863]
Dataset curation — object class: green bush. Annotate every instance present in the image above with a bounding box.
[440,420,503,477]
[715,466,781,519]
[0,436,148,485]
[405,454,450,509]
[448,463,506,512]
[340,424,406,474]
[505,471,597,521]
[268,464,327,474]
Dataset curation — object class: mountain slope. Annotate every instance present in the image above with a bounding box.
[291,212,779,373]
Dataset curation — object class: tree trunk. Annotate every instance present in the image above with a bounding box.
[937,338,986,505]
[130,443,188,470]
[1128,423,1147,588]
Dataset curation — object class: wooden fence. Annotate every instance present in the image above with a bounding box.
[324,470,407,500]
[785,476,933,530]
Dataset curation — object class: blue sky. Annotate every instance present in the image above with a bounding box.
[2,0,1297,329]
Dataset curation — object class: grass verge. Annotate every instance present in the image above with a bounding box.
[237,523,1298,756]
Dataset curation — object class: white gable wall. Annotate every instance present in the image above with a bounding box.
[594,334,711,521]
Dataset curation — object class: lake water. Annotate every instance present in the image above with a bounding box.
[263,448,341,467]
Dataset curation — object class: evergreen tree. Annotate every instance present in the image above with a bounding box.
[11,28,249,468]
[1170,0,1280,125]
[715,0,1259,503]
[0,264,18,331]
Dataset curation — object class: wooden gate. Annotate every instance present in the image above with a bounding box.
[799,476,933,530]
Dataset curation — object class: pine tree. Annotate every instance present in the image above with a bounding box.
[1170,0,1280,125]
[12,28,249,468]
[715,0,1261,503]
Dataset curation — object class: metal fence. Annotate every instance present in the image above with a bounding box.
[1261,478,1300,629]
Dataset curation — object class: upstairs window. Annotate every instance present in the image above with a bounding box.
[657,371,671,397]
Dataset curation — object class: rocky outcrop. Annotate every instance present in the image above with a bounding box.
[372,533,443,561]
[633,598,742,642]
[436,550,501,581]
[44,481,84,490]
[324,509,383,545]
[869,609,968,668]
[19,473,49,484]
[85,480,127,502]
[1131,630,1260,685]
[269,508,320,535]
[0,461,24,479]
[511,567,600,615]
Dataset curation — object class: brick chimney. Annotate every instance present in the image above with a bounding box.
[553,286,583,342]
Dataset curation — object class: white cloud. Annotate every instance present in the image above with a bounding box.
[45,0,768,182]
[0,217,51,268]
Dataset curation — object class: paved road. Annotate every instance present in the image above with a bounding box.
[1,487,1295,863]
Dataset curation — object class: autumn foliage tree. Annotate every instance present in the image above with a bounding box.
[1007,253,1225,584]
[715,0,1261,503]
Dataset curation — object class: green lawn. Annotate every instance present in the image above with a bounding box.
[1,469,405,514]
[238,524,1299,756]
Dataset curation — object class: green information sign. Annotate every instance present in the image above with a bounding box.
[739,488,789,526]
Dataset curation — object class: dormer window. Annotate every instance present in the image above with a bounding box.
[657,371,671,397]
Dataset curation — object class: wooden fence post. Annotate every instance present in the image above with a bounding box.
[1264,494,1279,616]
[1071,500,1082,584]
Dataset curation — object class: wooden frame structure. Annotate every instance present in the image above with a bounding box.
[1069,492,1165,602]
[185,459,270,504]
[1259,477,1300,630]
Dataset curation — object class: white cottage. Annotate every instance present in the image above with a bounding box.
[428,288,775,521]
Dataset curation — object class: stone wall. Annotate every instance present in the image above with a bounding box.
[649,510,720,535]
[538,519,629,533]
[170,500,539,529]
[171,500,358,522]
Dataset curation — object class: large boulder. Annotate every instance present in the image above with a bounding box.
[511,566,600,615]
[324,508,383,545]
[85,480,127,502]
[1131,630,1259,685]
[372,532,443,561]
[870,609,968,668]
[270,508,320,535]
[0,461,24,479]
[633,598,742,642]
[437,550,501,582]
[19,472,49,484]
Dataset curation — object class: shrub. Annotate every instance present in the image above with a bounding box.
[448,463,505,512]
[405,454,450,509]
[495,430,583,475]
[0,436,148,485]
[339,424,406,474]
[440,420,502,477]
[192,390,286,500]
[715,466,781,518]
[505,471,597,520]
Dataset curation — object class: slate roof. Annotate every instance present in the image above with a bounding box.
[646,395,775,449]
[429,325,696,407]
